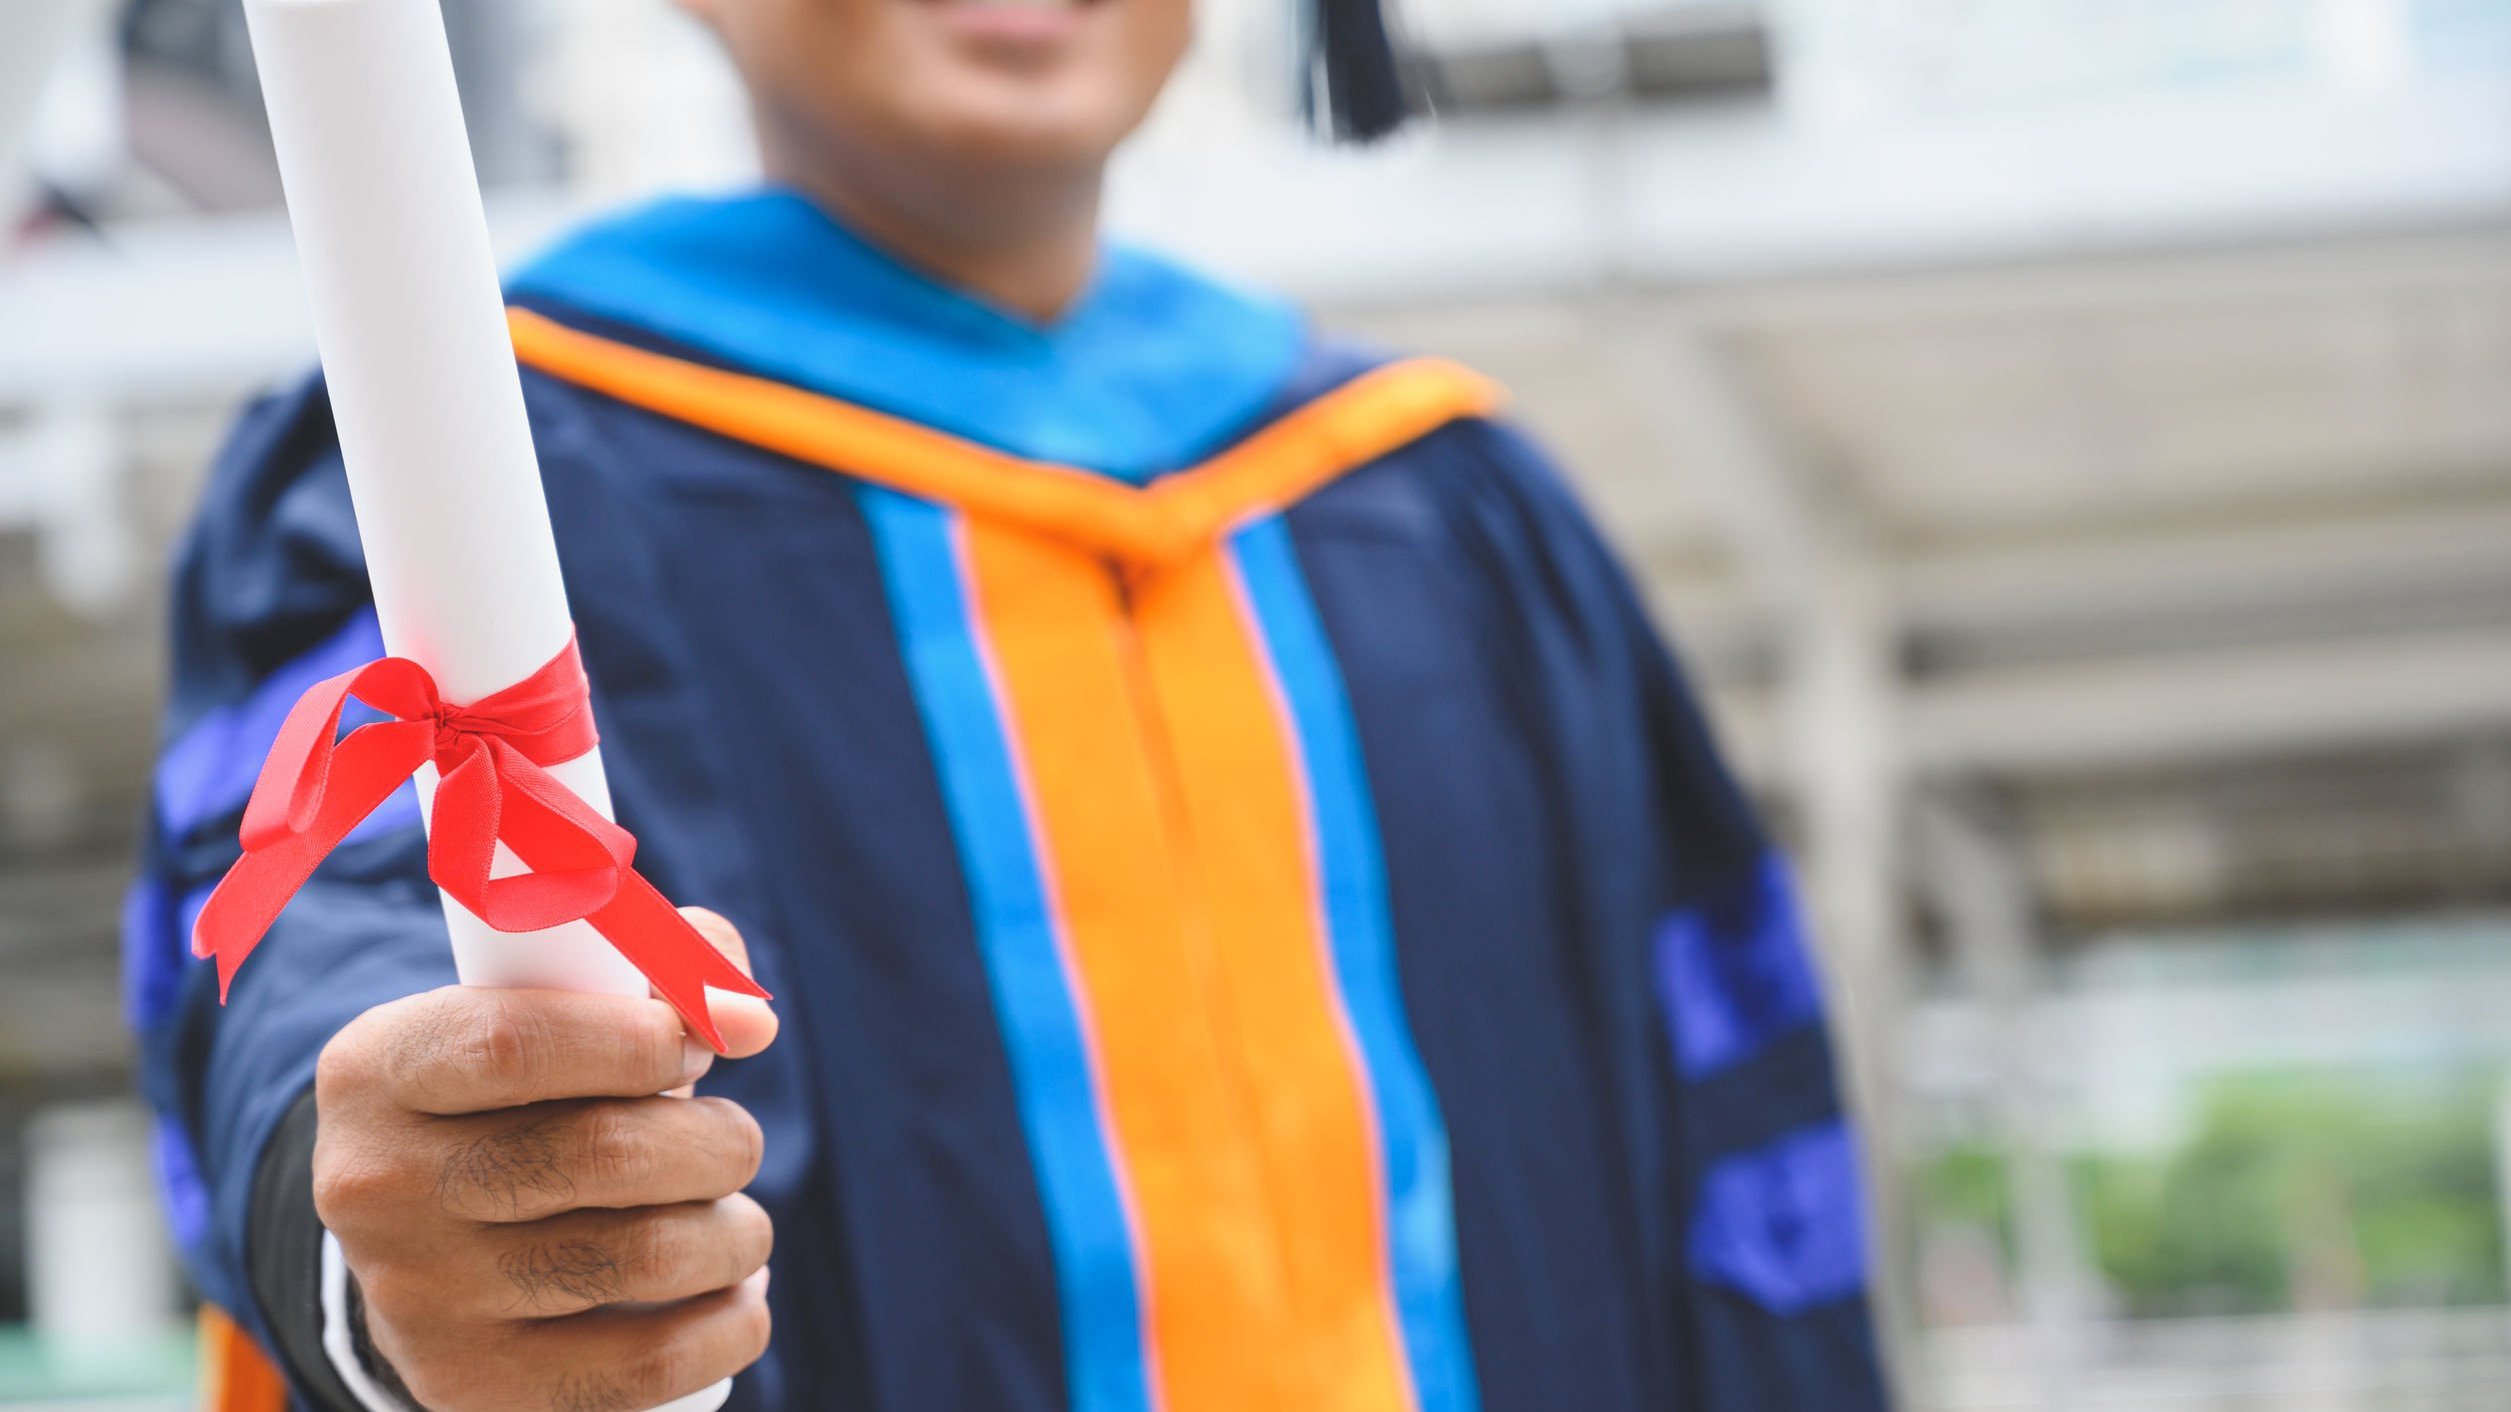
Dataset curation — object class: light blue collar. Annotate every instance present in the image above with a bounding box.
[509,188,1307,483]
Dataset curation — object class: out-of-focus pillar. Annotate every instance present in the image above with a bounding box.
[1782,519,1916,1395]
[24,1101,181,1348]
[1920,792,2090,1412]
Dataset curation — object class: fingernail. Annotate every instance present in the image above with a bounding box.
[680,1036,716,1087]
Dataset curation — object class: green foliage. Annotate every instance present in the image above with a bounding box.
[2077,1071,2507,1317]
[1917,1139,2015,1256]
[1915,1070,2509,1320]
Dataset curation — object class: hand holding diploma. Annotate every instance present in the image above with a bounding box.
[309,911,777,1412]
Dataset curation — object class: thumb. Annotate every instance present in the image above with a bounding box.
[668,907,781,1071]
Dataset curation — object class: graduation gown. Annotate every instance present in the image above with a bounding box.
[128,189,1885,1412]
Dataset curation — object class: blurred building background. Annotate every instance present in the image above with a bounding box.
[3,0,2509,1407]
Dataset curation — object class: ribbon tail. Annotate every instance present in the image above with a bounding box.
[193,730,429,1000]
[192,858,303,1001]
[585,870,772,1053]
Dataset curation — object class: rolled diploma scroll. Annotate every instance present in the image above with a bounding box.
[243,2,731,1409]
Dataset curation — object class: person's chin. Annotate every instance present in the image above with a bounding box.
[912,90,1128,173]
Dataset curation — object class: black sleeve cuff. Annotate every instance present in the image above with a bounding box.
[246,1087,369,1410]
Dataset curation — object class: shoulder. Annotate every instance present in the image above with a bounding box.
[179,363,646,638]
[175,378,364,692]
[1269,335,1667,686]
[1276,333,1592,546]
[198,352,644,514]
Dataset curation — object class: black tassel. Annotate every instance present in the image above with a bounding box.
[1304,0,1413,143]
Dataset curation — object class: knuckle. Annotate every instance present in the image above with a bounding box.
[313,1040,362,1109]
[309,1156,379,1225]
[577,1102,656,1191]
[457,993,544,1087]
[436,1114,577,1220]
[617,1210,689,1288]
[497,1233,628,1314]
[311,1137,410,1226]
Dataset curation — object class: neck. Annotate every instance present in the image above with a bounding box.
[762,130,1104,325]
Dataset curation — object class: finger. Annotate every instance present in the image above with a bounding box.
[375,986,703,1116]
[509,1271,773,1412]
[675,908,779,1065]
[430,1096,767,1224]
[476,1195,773,1319]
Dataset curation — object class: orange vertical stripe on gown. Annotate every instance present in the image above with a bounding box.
[1130,549,1419,1412]
[960,520,1290,1410]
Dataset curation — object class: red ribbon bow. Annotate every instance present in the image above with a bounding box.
[191,635,768,1051]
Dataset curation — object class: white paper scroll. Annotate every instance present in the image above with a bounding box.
[242,0,649,1000]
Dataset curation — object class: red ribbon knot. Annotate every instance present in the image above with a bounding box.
[192,634,767,1051]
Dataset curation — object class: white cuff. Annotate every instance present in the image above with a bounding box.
[320,1230,417,1412]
